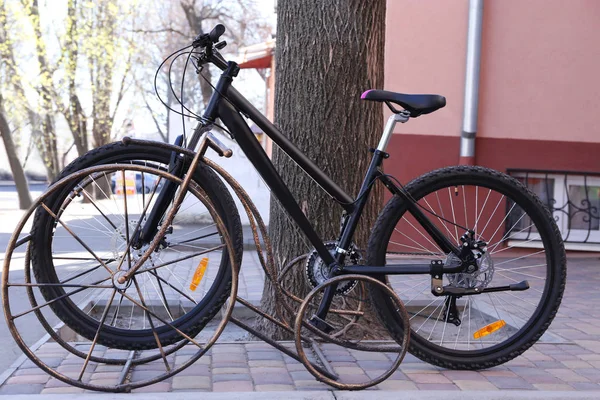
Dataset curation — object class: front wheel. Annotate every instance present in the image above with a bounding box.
[30,142,244,350]
[367,166,566,369]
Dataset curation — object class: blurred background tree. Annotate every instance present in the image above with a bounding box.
[0,0,272,208]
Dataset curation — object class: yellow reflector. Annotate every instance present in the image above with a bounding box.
[190,258,209,291]
[473,320,506,339]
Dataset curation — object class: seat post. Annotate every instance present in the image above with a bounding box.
[376,111,410,152]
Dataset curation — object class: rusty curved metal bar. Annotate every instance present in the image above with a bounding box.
[2,162,240,392]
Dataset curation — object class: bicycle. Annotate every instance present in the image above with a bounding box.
[3,24,566,391]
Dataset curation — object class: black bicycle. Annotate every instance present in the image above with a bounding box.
[29,25,566,370]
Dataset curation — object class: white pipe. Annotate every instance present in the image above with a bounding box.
[460,0,484,160]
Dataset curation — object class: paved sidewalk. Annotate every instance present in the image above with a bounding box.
[0,254,599,396]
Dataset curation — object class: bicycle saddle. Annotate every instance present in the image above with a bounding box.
[361,89,446,117]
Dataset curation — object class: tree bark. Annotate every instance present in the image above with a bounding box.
[0,96,32,210]
[256,0,386,338]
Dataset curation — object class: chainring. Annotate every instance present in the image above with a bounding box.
[305,241,359,295]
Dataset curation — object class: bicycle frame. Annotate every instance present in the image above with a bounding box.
[142,59,465,323]
[189,62,463,276]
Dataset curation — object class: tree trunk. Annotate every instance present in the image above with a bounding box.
[0,97,32,209]
[256,0,386,338]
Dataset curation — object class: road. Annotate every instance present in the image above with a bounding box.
[0,184,48,371]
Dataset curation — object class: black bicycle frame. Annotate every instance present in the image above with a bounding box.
[195,61,461,273]
[142,59,463,324]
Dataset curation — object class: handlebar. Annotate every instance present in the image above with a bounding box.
[192,24,229,70]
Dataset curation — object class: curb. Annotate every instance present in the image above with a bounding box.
[4,390,600,400]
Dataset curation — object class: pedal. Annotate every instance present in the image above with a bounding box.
[309,315,335,334]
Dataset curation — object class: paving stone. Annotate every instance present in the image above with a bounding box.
[442,370,488,380]
[533,361,565,369]
[357,360,394,370]
[214,354,247,363]
[481,369,517,377]
[20,357,63,368]
[5,374,49,384]
[415,383,459,390]
[13,367,48,376]
[212,373,253,382]
[94,364,125,372]
[212,380,254,391]
[574,368,600,381]
[45,372,93,387]
[486,376,535,390]
[571,382,600,390]
[254,384,295,391]
[174,364,211,376]
[41,387,86,394]
[131,382,171,393]
[454,380,499,390]
[533,383,575,390]
[547,368,590,382]
[252,373,293,385]
[245,360,288,368]
[56,364,97,373]
[172,375,211,390]
[91,371,121,380]
[212,367,249,374]
[0,383,44,394]
[330,361,360,368]
[562,360,593,369]
[334,366,368,375]
[399,363,441,373]
[130,370,164,381]
[406,373,452,384]
[88,378,120,387]
[247,352,284,361]
[349,351,389,361]
[376,380,419,390]
[294,380,330,390]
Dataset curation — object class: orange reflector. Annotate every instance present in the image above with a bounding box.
[473,320,506,339]
[190,258,209,291]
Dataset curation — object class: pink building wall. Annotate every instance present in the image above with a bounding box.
[478,0,600,142]
[383,0,600,181]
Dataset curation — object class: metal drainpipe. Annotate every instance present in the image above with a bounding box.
[459,0,484,165]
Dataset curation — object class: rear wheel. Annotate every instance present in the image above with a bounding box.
[368,166,566,369]
[30,142,243,350]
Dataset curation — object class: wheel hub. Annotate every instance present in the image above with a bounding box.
[446,250,494,290]
[112,270,132,290]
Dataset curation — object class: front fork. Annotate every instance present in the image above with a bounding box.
[131,130,233,250]
[132,135,186,249]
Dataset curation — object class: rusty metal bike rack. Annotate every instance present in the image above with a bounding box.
[1,134,410,392]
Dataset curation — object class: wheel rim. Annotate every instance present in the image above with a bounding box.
[380,174,558,356]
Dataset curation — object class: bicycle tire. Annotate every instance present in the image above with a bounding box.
[367,166,566,369]
[30,142,243,350]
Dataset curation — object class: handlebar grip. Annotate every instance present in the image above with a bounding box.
[209,24,226,43]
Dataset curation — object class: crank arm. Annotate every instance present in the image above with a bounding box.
[432,280,530,296]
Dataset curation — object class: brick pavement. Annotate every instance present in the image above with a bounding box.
[1,256,599,395]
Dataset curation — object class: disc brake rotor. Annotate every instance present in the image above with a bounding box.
[446,251,494,290]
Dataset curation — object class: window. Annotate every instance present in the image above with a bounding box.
[509,171,600,247]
